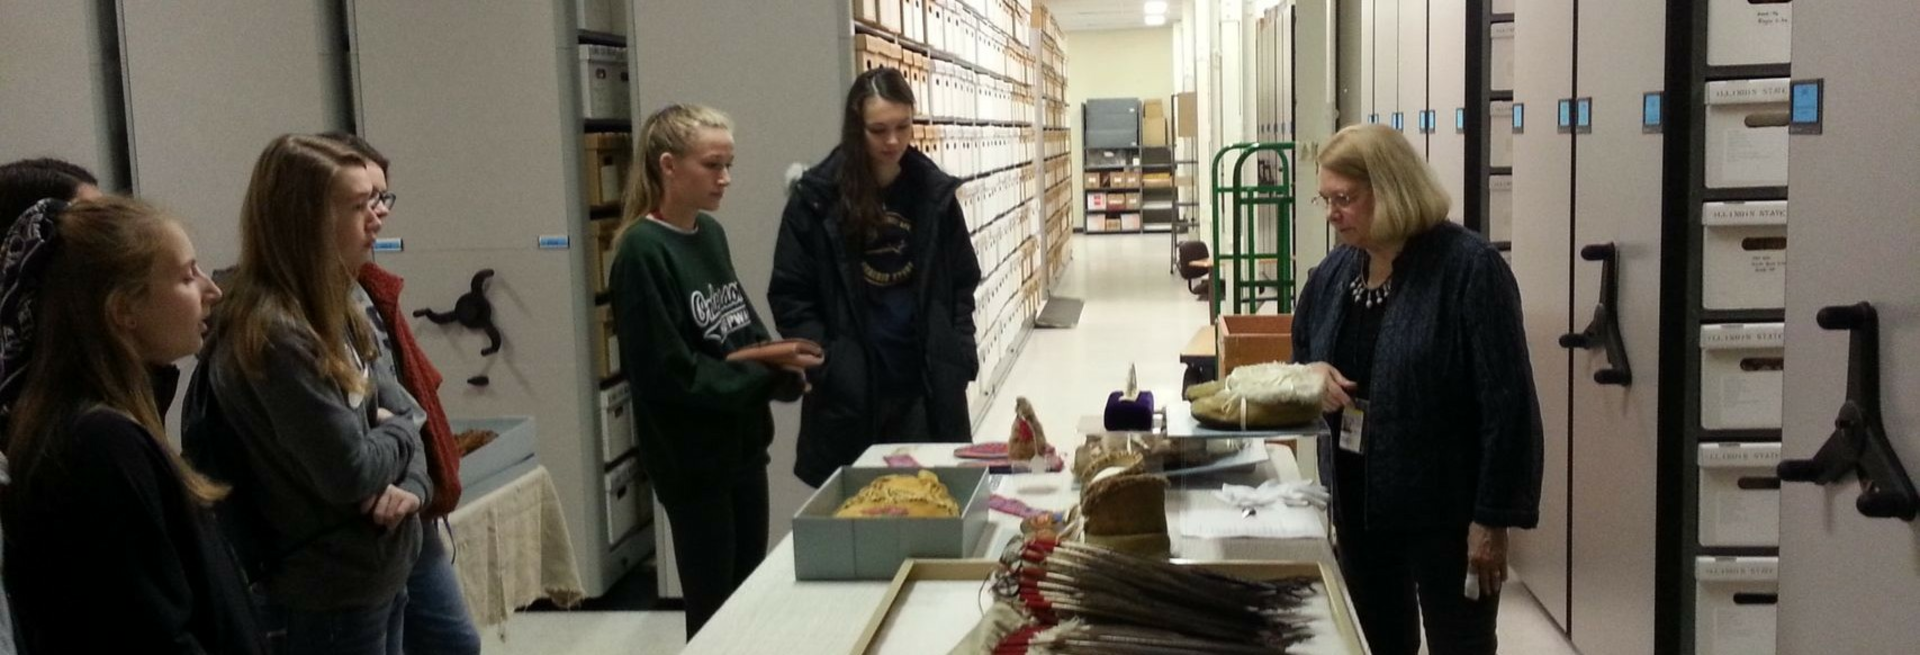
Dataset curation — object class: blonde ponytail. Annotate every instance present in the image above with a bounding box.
[619,104,734,233]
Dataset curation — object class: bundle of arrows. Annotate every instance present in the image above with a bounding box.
[977,536,1319,653]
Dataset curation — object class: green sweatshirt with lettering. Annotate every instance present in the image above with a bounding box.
[610,214,785,502]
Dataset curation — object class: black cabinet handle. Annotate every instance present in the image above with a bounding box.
[1732,593,1779,606]
[413,269,502,356]
[1559,243,1632,386]
[413,269,504,387]
[1776,302,1918,521]
[1736,476,1783,491]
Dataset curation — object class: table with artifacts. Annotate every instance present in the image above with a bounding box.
[682,362,1368,654]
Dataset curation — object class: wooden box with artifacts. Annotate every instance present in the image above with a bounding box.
[792,467,992,580]
[850,540,1368,654]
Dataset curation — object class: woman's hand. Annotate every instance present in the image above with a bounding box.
[1467,522,1509,598]
[360,485,422,529]
[728,338,825,370]
[1308,362,1359,412]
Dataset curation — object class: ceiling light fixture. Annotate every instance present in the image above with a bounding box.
[1144,1,1169,14]
[1145,13,1167,26]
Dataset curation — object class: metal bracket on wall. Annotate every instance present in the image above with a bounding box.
[1777,302,1919,521]
[1559,243,1633,386]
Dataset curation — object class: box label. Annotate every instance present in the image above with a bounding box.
[538,235,571,250]
[1703,201,1790,227]
[1707,79,1792,105]
[1700,323,1787,349]
[373,238,404,253]
[1696,557,1779,581]
[1698,443,1783,467]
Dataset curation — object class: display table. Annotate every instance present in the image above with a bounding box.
[447,465,585,630]
[1180,324,1219,385]
[681,441,1350,654]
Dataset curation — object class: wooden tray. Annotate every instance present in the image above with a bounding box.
[850,558,1370,654]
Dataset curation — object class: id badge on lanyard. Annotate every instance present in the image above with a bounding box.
[1339,398,1369,455]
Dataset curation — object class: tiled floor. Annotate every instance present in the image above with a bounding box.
[481,234,1578,655]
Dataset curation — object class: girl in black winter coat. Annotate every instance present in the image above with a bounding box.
[770,67,985,487]
[0,197,263,655]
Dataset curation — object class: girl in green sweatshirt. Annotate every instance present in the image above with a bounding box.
[608,104,820,638]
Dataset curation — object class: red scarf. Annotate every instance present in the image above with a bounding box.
[359,263,462,518]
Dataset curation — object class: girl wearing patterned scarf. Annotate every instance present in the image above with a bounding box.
[0,197,263,654]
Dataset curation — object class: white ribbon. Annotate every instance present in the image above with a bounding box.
[1213,480,1331,511]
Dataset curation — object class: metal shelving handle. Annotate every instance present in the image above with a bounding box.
[1558,243,1632,386]
[1776,302,1919,521]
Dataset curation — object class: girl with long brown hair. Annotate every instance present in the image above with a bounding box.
[770,67,984,488]
[189,134,429,655]
[0,197,262,653]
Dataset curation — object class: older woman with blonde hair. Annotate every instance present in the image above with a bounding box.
[1294,124,1544,654]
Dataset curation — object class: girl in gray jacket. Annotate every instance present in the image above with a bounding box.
[192,135,428,655]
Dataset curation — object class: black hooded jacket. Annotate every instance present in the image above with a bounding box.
[770,146,982,486]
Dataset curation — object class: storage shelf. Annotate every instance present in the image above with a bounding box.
[960,160,1032,183]
[1705,64,1792,82]
[1698,429,1785,443]
[1690,546,1781,558]
[577,30,628,47]
[1491,13,1515,23]
[1701,187,1789,203]
[853,21,1025,88]
[598,372,627,391]
[1084,208,1147,214]
[1080,224,1175,235]
[1045,152,1070,163]
[585,118,632,133]
[1045,126,1072,132]
[1490,90,1515,102]
[1491,166,1514,176]
[916,117,1034,128]
[1700,309,1787,324]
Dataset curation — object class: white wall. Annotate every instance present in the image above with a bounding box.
[0,1,125,190]
[1065,26,1178,228]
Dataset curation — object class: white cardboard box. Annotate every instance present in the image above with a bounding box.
[1489,175,1514,243]
[1697,442,1781,547]
[1709,0,1791,66]
[1702,201,1788,310]
[598,381,635,464]
[1491,102,1515,168]
[1699,323,1785,430]
[1705,79,1791,189]
[1695,557,1779,655]
[1491,22,1516,93]
[603,457,643,547]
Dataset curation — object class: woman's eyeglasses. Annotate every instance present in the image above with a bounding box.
[1310,191,1363,209]
[366,191,398,212]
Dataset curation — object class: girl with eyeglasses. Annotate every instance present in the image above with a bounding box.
[187,134,429,655]
[1,197,263,654]
[314,131,482,655]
